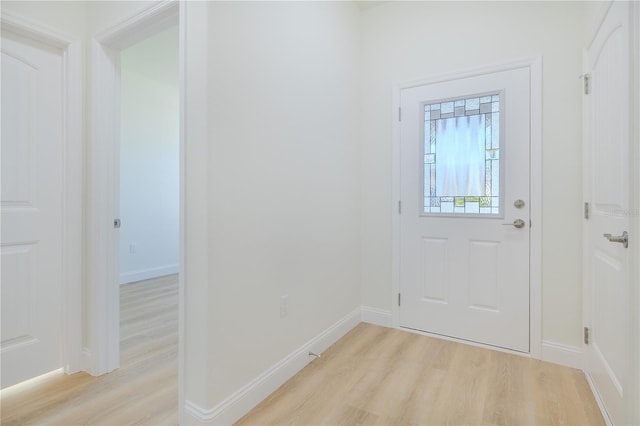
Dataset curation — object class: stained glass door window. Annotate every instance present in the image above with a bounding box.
[423,93,501,215]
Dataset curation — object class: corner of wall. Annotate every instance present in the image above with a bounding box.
[361,306,392,328]
[182,308,361,425]
[540,340,584,370]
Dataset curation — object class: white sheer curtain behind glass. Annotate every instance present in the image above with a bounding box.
[436,115,485,197]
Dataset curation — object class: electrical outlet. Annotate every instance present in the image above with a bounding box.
[129,243,136,254]
[280,294,289,318]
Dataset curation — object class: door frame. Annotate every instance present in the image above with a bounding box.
[0,11,83,377]
[391,57,543,359]
[635,4,640,423]
[85,0,181,376]
[581,1,640,423]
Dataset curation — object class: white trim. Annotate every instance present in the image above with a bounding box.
[86,37,121,376]
[179,3,210,423]
[177,1,187,420]
[528,56,543,360]
[540,341,583,370]
[361,306,392,327]
[94,0,179,50]
[183,308,361,425]
[631,4,640,424]
[633,3,640,424]
[392,58,543,93]
[391,82,402,330]
[0,11,76,48]
[119,264,179,284]
[85,0,179,377]
[585,371,614,426]
[581,39,592,397]
[391,57,543,358]
[0,11,84,376]
[630,2,640,424]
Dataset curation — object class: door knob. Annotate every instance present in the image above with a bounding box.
[503,219,526,229]
[603,231,628,248]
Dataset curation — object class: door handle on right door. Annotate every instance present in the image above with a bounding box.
[503,219,526,229]
[603,231,628,248]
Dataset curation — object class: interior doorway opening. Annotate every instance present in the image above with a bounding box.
[84,0,182,400]
[119,26,179,287]
[117,27,179,398]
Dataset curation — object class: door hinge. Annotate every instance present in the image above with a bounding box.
[398,293,401,306]
[584,202,590,219]
[398,200,402,214]
[398,107,402,122]
[583,74,590,95]
[114,218,121,229]
[584,326,590,345]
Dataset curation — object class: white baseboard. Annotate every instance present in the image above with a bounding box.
[584,371,613,426]
[119,264,179,284]
[540,340,583,369]
[182,307,361,425]
[360,306,392,327]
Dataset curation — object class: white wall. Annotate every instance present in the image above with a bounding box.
[360,1,586,347]
[202,1,361,407]
[0,1,86,38]
[119,27,179,284]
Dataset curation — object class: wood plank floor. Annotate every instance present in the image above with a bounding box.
[2,280,604,426]
[1,274,179,426]
[237,323,605,426]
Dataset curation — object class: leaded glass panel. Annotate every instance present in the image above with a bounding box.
[423,93,501,215]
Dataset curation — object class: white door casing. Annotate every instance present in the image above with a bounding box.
[86,1,179,377]
[583,1,635,424]
[1,29,65,388]
[398,65,532,353]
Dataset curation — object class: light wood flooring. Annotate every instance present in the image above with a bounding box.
[2,278,604,426]
[238,323,605,426]
[1,274,179,425]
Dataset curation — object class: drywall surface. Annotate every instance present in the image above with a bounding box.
[360,1,585,347]
[1,1,86,38]
[119,26,179,284]
[204,1,362,406]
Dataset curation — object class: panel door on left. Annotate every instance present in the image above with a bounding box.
[1,29,64,389]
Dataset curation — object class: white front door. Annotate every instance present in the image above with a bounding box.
[583,2,634,424]
[1,29,64,388]
[399,67,531,352]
